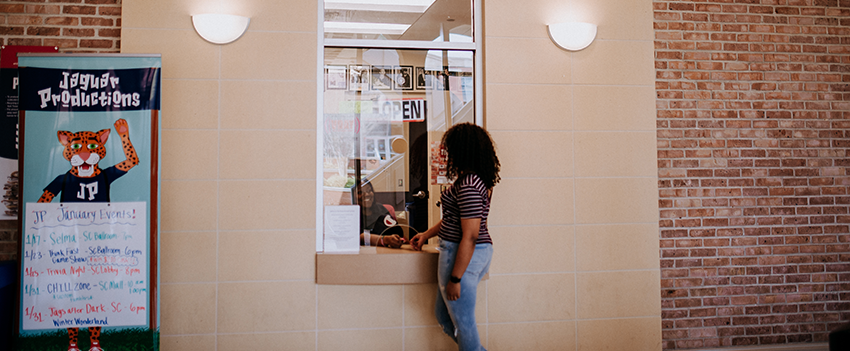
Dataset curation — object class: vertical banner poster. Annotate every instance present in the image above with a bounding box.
[16,54,161,351]
[0,46,58,220]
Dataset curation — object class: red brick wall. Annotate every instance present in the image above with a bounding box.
[655,0,850,349]
[0,0,121,52]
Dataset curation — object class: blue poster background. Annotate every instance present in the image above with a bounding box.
[21,110,153,205]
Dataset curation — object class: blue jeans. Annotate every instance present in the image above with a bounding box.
[435,240,493,351]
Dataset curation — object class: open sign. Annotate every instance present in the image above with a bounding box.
[377,99,426,122]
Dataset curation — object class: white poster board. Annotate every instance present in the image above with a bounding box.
[21,202,147,329]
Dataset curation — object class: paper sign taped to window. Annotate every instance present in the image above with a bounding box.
[323,205,360,253]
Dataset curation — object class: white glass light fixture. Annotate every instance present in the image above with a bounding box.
[192,14,251,45]
[547,22,597,51]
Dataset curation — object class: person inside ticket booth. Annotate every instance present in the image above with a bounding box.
[356,180,405,248]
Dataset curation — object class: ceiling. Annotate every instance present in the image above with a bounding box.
[324,0,472,41]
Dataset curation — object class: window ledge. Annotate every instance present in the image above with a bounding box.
[317,244,490,285]
[317,244,439,285]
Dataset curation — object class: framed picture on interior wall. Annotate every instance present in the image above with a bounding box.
[349,65,368,91]
[432,69,448,91]
[371,65,393,90]
[394,66,413,90]
[326,66,347,90]
[415,67,431,90]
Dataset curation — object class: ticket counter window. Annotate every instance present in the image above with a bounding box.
[320,0,480,260]
[322,48,474,240]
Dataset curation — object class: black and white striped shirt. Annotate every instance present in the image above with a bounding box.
[438,173,493,245]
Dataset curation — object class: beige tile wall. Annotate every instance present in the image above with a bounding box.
[122,0,660,349]
[483,0,660,349]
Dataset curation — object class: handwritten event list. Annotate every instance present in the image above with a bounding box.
[22,202,148,330]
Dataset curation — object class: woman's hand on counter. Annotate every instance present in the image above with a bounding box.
[411,220,441,251]
[410,233,426,251]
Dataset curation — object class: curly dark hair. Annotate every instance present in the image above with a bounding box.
[441,122,501,188]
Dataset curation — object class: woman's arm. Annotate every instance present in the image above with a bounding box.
[445,217,480,300]
[410,219,441,250]
[360,233,404,248]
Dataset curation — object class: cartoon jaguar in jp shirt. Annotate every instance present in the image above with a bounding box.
[38,119,138,204]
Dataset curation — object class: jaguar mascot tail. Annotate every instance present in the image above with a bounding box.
[38,118,139,351]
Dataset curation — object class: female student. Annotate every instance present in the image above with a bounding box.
[410,122,500,350]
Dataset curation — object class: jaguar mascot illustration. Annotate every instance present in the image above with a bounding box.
[38,119,138,204]
[37,118,139,351]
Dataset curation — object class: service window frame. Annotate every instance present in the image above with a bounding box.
[315,0,483,254]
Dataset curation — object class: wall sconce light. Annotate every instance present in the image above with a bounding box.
[192,14,251,45]
[547,22,597,51]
